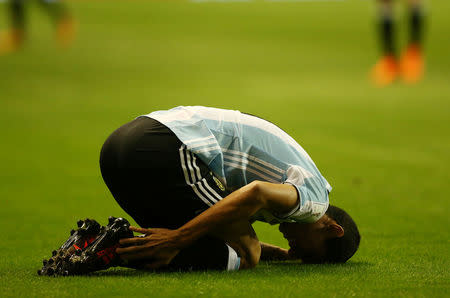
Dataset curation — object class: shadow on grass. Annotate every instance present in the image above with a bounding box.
[267,260,372,268]
[80,260,373,278]
[264,260,373,274]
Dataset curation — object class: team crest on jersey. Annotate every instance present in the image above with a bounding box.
[212,175,226,192]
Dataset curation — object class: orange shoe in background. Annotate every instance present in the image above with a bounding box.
[370,55,399,87]
[400,44,424,84]
[0,28,24,56]
[56,15,77,48]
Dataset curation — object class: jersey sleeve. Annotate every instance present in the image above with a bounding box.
[279,165,329,223]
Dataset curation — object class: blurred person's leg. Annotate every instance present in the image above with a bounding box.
[370,0,399,86]
[0,0,26,55]
[38,0,76,47]
[379,0,396,57]
[400,0,425,83]
[11,0,26,32]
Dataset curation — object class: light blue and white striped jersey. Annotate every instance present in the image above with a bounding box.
[145,106,331,224]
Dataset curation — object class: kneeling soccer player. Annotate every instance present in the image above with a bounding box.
[99,106,360,271]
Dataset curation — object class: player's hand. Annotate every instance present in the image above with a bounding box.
[116,226,182,269]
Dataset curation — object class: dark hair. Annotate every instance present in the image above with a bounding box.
[323,205,361,263]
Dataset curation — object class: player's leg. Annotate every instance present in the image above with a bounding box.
[165,236,241,271]
[146,217,260,271]
[100,117,240,271]
[0,0,25,55]
[162,219,261,271]
[370,0,399,86]
[377,0,396,57]
[37,0,76,47]
[400,0,425,83]
[10,0,25,33]
[408,0,424,45]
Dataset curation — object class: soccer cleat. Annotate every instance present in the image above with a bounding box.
[55,15,77,48]
[0,28,24,56]
[370,55,399,87]
[39,217,134,276]
[59,218,102,252]
[400,44,424,84]
[38,218,103,276]
[60,217,133,275]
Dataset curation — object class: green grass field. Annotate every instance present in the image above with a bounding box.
[1,0,449,296]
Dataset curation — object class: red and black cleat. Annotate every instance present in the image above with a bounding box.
[60,218,102,252]
[38,218,103,276]
[56,217,133,276]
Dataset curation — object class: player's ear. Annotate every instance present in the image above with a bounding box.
[326,223,344,238]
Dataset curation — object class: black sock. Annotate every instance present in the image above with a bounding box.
[167,237,239,271]
[410,4,424,46]
[378,7,395,56]
[10,0,25,30]
[120,237,240,272]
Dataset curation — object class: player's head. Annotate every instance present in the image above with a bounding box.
[279,205,360,263]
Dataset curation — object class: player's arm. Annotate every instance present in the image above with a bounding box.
[117,181,298,268]
[173,180,298,245]
[211,218,261,269]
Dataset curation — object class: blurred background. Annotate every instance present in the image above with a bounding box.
[0,0,449,295]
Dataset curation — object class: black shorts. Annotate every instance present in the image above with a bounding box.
[99,117,238,271]
[99,116,226,229]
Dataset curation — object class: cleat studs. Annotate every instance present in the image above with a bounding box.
[70,229,75,235]
[77,220,83,228]
[72,259,81,266]
[108,216,115,224]
[47,268,54,275]
[48,259,54,265]
[52,250,57,256]
[43,259,48,266]
[37,269,42,275]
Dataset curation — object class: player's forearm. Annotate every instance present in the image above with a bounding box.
[175,181,298,249]
[260,242,290,261]
[175,182,264,248]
